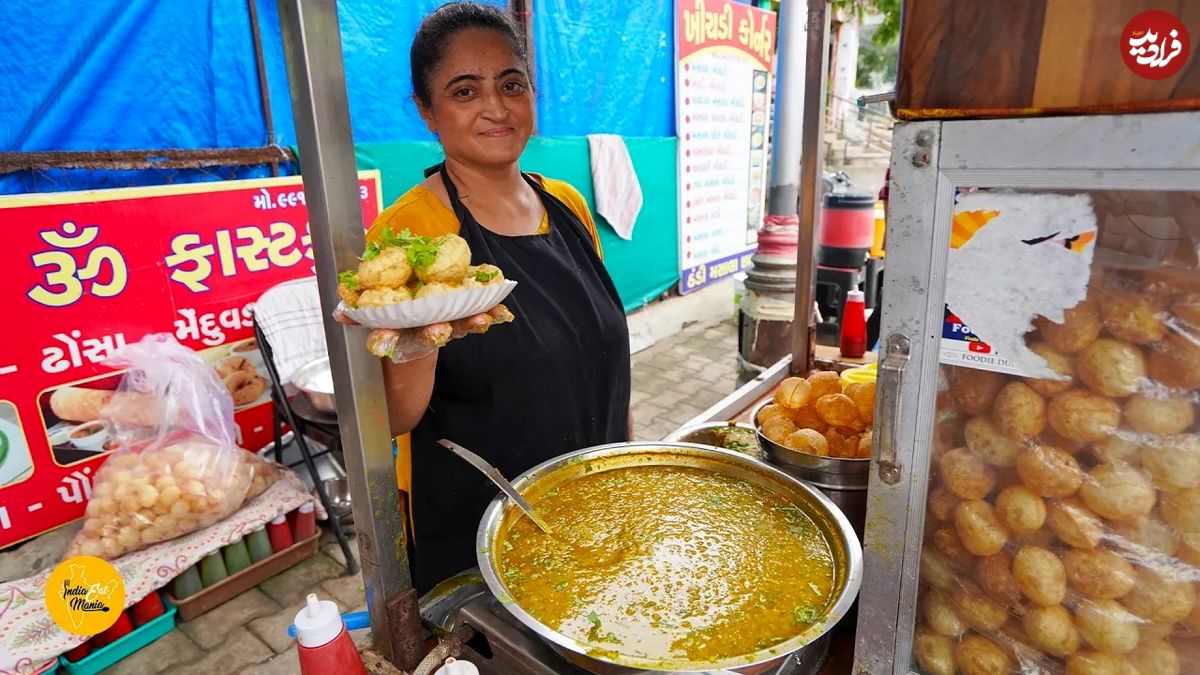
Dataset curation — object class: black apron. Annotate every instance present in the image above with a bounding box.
[408,164,631,593]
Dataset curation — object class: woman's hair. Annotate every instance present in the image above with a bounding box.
[410,2,529,108]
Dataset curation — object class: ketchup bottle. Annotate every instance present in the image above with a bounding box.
[131,592,166,625]
[97,610,134,645]
[64,641,91,662]
[839,290,867,358]
[294,593,367,675]
[268,514,294,552]
[292,502,317,541]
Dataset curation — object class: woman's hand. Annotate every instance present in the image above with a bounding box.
[333,304,515,362]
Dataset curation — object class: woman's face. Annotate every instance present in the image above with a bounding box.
[419,28,533,169]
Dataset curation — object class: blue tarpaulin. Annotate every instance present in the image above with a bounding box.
[532,0,675,137]
[0,0,509,193]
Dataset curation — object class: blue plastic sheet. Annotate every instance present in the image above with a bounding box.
[0,0,502,194]
[532,0,675,137]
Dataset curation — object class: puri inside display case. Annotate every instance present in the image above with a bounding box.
[853,112,1200,674]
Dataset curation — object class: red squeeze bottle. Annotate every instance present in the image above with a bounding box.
[131,592,165,625]
[268,514,294,552]
[64,641,91,662]
[292,502,317,541]
[294,593,367,675]
[839,290,867,358]
[97,610,134,645]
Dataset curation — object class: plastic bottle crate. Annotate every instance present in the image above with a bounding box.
[58,600,177,675]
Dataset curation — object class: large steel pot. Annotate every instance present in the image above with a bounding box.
[476,442,863,674]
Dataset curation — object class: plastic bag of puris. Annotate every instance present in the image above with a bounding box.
[66,334,280,560]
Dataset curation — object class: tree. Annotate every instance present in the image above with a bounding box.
[833,0,901,46]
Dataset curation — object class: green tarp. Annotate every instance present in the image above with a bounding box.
[355,137,679,312]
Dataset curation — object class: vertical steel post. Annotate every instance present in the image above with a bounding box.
[767,0,808,216]
[276,0,422,667]
[789,0,830,373]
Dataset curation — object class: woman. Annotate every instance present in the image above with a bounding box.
[346,2,631,593]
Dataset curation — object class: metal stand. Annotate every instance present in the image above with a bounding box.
[276,0,422,668]
[253,319,358,574]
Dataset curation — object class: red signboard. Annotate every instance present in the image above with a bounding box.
[0,173,382,548]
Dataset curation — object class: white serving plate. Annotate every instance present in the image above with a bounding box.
[338,280,517,330]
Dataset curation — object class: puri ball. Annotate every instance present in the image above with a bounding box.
[964,416,1023,467]
[417,234,471,283]
[954,634,1012,675]
[1079,463,1156,524]
[806,370,843,399]
[1038,301,1103,354]
[1103,294,1167,344]
[788,406,828,433]
[1066,651,1138,675]
[845,381,876,422]
[760,415,797,444]
[1048,390,1122,443]
[1125,641,1179,675]
[1076,599,1140,654]
[784,428,829,456]
[1028,341,1076,397]
[950,368,1008,416]
[952,587,1008,632]
[356,246,413,288]
[1148,333,1200,389]
[995,485,1046,532]
[1013,545,1067,606]
[1023,604,1080,657]
[1047,498,1105,549]
[774,377,812,409]
[954,500,1010,557]
[1121,568,1196,624]
[975,552,1023,611]
[992,382,1046,440]
[1063,549,1135,600]
[755,404,791,425]
[939,448,996,500]
[1143,434,1200,490]
[1124,392,1194,436]
[815,393,861,429]
[922,590,967,638]
[1076,339,1146,398]
[1017,444,1083,498]
[914,628,957,675]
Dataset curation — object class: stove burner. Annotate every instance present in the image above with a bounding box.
[452,594,827,675]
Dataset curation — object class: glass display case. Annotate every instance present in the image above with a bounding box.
[854,112,1200,674]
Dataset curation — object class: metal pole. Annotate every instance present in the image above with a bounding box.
[276,0,422,668]
[789,0,830,373]
[766,0,807,216]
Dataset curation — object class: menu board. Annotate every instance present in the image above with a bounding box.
[676,0,777,294]
[0,173,382,547]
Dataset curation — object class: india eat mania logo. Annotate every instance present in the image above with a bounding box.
[44,555,126,636]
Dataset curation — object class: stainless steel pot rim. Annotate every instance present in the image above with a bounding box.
[293,356,334,392]
[475,441,864,674]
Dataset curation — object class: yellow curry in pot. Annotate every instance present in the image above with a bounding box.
[494,465,836,663]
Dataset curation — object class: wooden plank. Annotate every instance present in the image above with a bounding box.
[897,0,1047,113]
[899,0,1200,118]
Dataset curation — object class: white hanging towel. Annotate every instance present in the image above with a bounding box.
[587,134,643,241]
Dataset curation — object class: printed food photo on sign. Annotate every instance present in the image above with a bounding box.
[39,373,128,466]
[202,338,269,410]
[0,402,34,488]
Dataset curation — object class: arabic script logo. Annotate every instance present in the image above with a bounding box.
[44,556,125,636]
[1122,10,1190,80]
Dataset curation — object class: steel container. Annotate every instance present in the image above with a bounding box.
[476,442,863,674]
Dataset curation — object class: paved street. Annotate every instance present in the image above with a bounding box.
[94,318,741,673]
